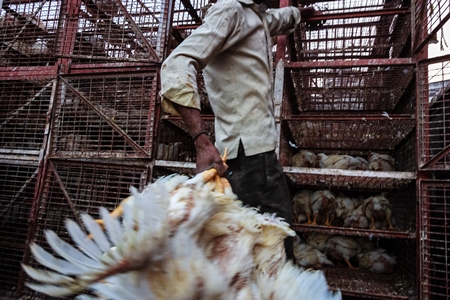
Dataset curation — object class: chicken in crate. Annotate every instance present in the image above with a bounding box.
[22,166,342,300]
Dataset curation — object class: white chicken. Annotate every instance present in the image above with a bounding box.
[316,153,367,170]
[292,150,316,168]
[310,190,336,226]
[334,193,357,226]
[292,189,313,224]
[294,243,333,269]
[367,152,395,171]
[306,233,333,252]
[362,195,394,230]
[324,236,361,270]
[22,168,341,300]
[357,248,397,273]
[343,203,370,229]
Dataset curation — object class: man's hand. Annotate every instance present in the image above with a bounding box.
[194,134,228,176]
[299,6,325,29]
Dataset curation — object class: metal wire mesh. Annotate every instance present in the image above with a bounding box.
[288,65,415,112]
[294,0,409,61]
[50,72,157,158]
[0,0,60,67]
[418,56,450,170]
[283,116,415,155]
[21,159,149,298]
[420,181,450,299]
[0,79,53,155]
[413,0,450,53]
[0,162,38,297]
[57,0,169,63]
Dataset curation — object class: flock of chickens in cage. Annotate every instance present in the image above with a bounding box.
[292,190,395,230]
[291,150,396,172]
[290,150,398,275]
[293,232,397,274]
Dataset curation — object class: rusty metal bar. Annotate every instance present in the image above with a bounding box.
[284,114,415,121]
[307,7,410,22]
[0,66,56,80]
[287,58,414,68]
[421,145,450,170]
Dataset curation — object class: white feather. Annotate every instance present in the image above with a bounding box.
[99,207,123,245]
[30,243,86,275]
[81,213,111,252]
[66,219,103,260]
[21,264,75,284]
[44,230,104,270]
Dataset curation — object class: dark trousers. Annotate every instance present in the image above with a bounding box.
[225,142,294,261]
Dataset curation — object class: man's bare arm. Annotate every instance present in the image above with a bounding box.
[172,103,227,176]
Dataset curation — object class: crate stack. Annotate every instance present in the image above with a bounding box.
[0,0,171,297]
[0,0,449,299]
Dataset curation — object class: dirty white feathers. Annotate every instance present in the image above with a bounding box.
[23,171,341,300]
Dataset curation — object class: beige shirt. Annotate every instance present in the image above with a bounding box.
[160,0,300,159]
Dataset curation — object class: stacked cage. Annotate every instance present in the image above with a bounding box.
[0,0,171,297]
[278,0,417,298]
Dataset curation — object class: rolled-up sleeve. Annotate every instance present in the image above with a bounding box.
[160,1,240,115]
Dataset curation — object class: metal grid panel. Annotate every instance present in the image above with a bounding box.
[289,65,414,112]
[22,159,148,297]
[59,0,169,63]
[0,0,60,67]
[51,72,156,158]
[418,56,450,170]
[420,181,450,299]
[294,0,409,61]
[0,162,38,297]
[172,0,209,26]
[284,116,415,154]
[0,79,53,155]
[294,183,416,298]
[413,0,450,53]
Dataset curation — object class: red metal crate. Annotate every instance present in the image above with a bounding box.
[419,180,450,299]
[50,72,157,159]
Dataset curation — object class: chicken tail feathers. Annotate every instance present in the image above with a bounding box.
[22,180,170,297]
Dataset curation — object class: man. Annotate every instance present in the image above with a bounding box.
[160,0,317,260]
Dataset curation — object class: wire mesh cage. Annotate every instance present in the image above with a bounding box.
[56,0,170,63]
[412,0,450,54]
[22,159,150,297]
[286,63,415,112]
[291,178,417,298]
[418,55,450,170]
[50,72,157,159]
[294,0,411,61]
[0,0,60,67]
[420,181,450,299]
[0,79,53,157]
[0,162,39,297]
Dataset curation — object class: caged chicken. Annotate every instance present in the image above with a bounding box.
[292,150,316,168]
[293,235,333,269]
[310,190,336,226]
[362,195,394,230]
[333,193,357,226]
[316,153,367,170]
[343,203,370,229]
[367,152,395,171]
[22,166,341,300]
[324,236,361,270]
[357,248,397,274]
[292,189,313,223]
